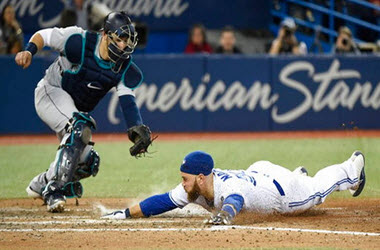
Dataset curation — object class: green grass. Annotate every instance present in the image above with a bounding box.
[169,248,343,250]
[0,137,379,199]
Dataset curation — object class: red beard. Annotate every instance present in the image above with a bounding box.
[187,181,200,202]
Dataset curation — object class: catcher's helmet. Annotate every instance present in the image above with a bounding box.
[103,11,138,72]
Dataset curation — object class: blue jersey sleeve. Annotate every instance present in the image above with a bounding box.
[119,94,143,129]
[221,194,244,218]
[139,192,179,217]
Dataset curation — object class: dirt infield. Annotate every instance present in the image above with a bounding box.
[1,131,379,249]
[1,130,380,145]
[0,198,379,249]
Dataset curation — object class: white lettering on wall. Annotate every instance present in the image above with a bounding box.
[1,0,61,28]
[272,61,313,123]
[107,88,121,125]
[100,0,189,18]
[133,77,277,113]
[107,59,380,125]
[273,59,379,123]
[2,0,189,31]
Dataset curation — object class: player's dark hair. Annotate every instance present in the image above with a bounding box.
[221,25,235,34]
[188,23,208,44]
[0,4,13,27]
[59,9,77,28]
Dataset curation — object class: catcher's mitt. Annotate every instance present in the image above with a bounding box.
[127,124,154,157]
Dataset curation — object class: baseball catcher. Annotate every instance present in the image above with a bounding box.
[15,11,153,212]
[102,150,366,225]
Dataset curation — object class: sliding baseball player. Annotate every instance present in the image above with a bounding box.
[102,150,366,224]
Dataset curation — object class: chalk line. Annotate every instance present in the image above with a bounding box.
[0,225,379,236]
[2,215,91,220]
[1,219,182,225]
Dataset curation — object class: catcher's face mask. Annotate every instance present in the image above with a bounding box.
[106,24,138,73]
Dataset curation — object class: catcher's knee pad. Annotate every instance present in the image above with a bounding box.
[74,148,100,181]
[66,112,97,145]
[52,112,96,187]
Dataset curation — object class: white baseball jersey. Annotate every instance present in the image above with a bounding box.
[169,167,284,214]
[168,158,360,214]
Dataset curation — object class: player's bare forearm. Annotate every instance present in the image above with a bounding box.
[269,39,281,55]
[15,33,44,69]
[29,33,44,51]
[129,204,145,218]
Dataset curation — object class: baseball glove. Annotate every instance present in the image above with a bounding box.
[127,124,154,157]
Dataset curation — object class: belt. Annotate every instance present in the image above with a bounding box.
[273,179,285,196]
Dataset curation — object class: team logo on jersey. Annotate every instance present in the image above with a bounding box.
[87,82,103,90]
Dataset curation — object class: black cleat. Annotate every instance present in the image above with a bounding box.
[44,192,66,213]
[293,166,308,176]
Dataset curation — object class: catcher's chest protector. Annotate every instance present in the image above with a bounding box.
[61,31,141,112]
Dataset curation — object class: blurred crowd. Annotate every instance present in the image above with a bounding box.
[0,4,23,54]
[183,17,368,55]
[1,0,379,55]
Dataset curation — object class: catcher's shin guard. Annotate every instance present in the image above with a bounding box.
[48,112,96,191]
[74,148,100,181]
[61,147,100,199]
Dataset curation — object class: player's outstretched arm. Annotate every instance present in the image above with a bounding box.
[205,194,244,225]
[15,33,44,69]
[101,192,179,220]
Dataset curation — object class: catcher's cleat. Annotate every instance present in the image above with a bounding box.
[293,166,308,176]
[349,151,366,197]
[45,192,66,213]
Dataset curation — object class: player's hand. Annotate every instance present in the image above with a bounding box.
[278,27,286,40]
[15,51,32,69]
[204,211,233,225]
[101,210,128,220]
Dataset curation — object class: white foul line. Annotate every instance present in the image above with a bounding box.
[2,216,91,220]
[0,208,92,212]
[0,226,379,236]
[1,219,180,225]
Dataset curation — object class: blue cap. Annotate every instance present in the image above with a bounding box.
[180,151,214,176]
